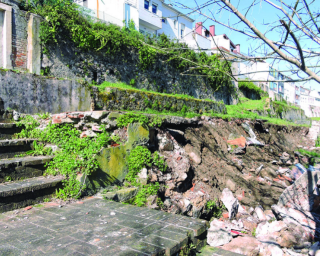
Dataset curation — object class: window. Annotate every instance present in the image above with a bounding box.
[270,82,277,91]
[205,30,210,37]
[162,18,167,23]
[174,20,177,29]
[144,0,149,10]
[152,4,157,14]
[180,23,185,38]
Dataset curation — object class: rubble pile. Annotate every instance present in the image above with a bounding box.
[36,111,317,219]
[206,179,320,256]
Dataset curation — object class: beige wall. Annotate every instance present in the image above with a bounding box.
[0,3,12,69]
[27,14,41,75]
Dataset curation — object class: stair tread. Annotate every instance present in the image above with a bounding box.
[0,175,64,196]
[0,155,53,168]
[0,123,16,128]
[0,138,36,147]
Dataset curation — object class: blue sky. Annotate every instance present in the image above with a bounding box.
[170,0,320,91]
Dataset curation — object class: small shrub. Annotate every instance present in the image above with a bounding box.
[206,199,226,219]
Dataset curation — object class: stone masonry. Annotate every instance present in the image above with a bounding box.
[0,0,41,74]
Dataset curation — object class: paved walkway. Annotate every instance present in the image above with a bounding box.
[0,197,209,256]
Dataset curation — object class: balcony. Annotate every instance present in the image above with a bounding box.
[125,0,137,8]
[139,1,162,30]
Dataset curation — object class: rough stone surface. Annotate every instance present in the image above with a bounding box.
[95,123,149,189]
[44,36,238,105]
[221,188,239,220]
[278,171,320,212]
[102,188,138,202]
[0,70,92,114]
[0,155,54,183]
[94,87,227,115]
[222,236,261,256]
[207,219,232,247]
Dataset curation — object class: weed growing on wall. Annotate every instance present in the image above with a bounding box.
[238,80,268,97]
[206,199,226,219]
[117,113,164,128]
[125,146,167,207]
[26,0,232,91]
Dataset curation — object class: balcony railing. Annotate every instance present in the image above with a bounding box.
[125,0,137,8]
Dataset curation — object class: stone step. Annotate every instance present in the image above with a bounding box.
[0,155,53,183]
[0,175,64,213]
[0,139,37,159]
[0,123,22,139]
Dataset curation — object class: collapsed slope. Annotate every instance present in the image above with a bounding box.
[153,116,313,217]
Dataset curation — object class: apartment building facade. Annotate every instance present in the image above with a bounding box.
[77,0,194,40]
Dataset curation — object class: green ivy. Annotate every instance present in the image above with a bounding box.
[206,199,226,219]
[117,113,163,128]
[15,119,110,199]
[238,80,268,97]
[26,0,232,91]
[125,146,166,207]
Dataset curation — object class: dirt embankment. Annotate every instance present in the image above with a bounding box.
[156,117,313,216]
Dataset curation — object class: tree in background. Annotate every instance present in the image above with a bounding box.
[173,0,320,84]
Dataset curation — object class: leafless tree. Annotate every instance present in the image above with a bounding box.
[172,0,320,84]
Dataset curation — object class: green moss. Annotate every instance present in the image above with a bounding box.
[95,123,149,187]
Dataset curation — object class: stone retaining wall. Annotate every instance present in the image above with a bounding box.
[93,87,227,115]
[42,35,238,105]
[253,101,311,125]
[0,70,91,114]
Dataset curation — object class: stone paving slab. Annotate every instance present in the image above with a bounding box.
[0,197,211,256]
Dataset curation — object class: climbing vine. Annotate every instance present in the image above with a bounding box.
[125,146,167,207]
[22,0,232,90]
[15,117,111,199]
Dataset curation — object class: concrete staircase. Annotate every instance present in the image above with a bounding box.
[0,121,64,213]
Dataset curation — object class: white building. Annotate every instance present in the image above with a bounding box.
[306,89,320,117]
[76,0,194,41]
[155,3,194,40]
[283,81,295,103]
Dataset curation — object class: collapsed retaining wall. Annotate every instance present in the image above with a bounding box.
[93,87,227,114]
[0,70,91,114]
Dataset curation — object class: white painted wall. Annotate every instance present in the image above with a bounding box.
[210,35,230,51]
[239,61,275,83]
[77,0,138,28]
[284,82,295,104]
[157,4,193,41]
